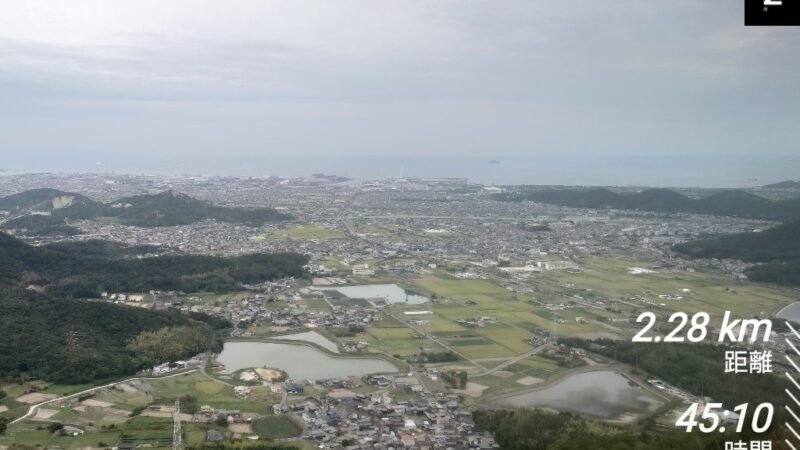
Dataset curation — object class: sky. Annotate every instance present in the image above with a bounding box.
[0,1,799,180]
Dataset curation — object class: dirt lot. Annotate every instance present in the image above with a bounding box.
[82,399,113,407]
[254,368,283,381]
[228,423,253,434]
[459,382,488,397]
[15,393,58,404]
[32,408,59,420]
[516,376,544,386]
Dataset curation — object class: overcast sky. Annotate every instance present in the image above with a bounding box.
[1,1,799,171]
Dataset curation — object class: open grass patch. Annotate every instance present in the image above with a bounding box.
[195,381,224,395]
[252,416,302,439]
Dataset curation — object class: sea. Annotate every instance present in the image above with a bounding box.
[3,154,799,188]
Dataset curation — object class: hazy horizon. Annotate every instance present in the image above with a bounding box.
[2,154,799,189]
[2,0,799,176]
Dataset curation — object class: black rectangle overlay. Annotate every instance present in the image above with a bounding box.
[746,0,800,25]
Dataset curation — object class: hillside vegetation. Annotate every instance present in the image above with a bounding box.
[0,288,228,383]
[0,188,291,233]
[673,221,800,285]
[559,338,789,408]
[0,232,307,296]
[107,190,291,226]
[495,187,800,221]
[0,214,81,237]
[475,409,747,450]
[0,231,307,383]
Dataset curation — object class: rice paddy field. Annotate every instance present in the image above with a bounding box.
[549,256,797,322]
[351,254,800,369]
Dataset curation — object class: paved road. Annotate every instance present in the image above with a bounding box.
[11,369,201,425]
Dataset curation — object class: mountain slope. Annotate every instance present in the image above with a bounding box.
[0,230,308,383]
[0,188,293,231]
[496,187,800,221]
[0,288,226,383]
[0,231,308,296]
[107,190,291,226]
[0,214,81,237]
[0,188,106,220]
[673,221,800,286]
[673,221,800,262]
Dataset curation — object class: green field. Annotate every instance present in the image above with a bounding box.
[550,256,796,321]
[252,416,302,439]
[145,373,269,413]
[2,416,174,449]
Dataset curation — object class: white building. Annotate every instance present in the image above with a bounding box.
[352,264,375,276]
[537,261,580,271]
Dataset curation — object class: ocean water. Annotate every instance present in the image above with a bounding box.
[3,154,799,188]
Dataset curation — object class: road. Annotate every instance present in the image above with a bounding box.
[475,343,551,377]
[11,369,201,425]
[385,310,488,371]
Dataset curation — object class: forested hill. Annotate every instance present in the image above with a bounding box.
[0,287,228,383]
[107,190,292,226]
[0,188,106,220]
[494,187,800,221]
[0,232,308,296]
[0,232,307,382]
[0,214,81,237]
[673,221,800,286]
[0,188,292,230]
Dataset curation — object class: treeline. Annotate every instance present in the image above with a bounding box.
[475,409,756,450]
[673,221,800,262]
[559,338,788,408]
[495,187,800,221]
[126,326,222,368]
[0,232,308,297]
[0,188,292,231]
[0,288,229,383]
[673,221,800,286]
[0,214,81,237]
[107,190,291,227]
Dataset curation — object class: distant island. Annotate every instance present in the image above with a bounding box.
[762,180,800,189]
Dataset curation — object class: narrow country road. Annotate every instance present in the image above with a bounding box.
[11,369,201,425]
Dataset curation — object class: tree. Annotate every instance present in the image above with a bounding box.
[215,415,230,427]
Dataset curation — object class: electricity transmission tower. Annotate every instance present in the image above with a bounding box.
[173,400,183,450]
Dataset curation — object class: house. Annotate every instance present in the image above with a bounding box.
[62,426,84,436]
[286,383,304,394]
[233,386,252,397]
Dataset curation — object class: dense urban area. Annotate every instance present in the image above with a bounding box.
[1,171,799,450]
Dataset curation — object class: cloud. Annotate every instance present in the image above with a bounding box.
[0,0,799,164]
